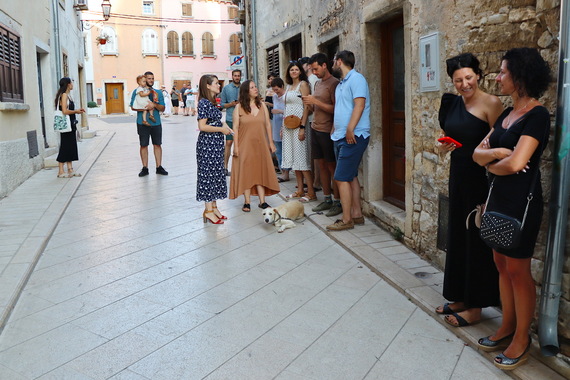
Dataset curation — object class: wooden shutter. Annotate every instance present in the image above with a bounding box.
[0,26,23,102]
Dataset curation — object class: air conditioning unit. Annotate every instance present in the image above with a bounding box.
[74,0,89,11]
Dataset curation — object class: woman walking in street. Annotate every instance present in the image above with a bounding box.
[55,77,85,178]
[436,53,503,327]
[196,75,233,224]
[229,80,279,211]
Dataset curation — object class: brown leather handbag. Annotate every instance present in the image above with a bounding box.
[284,115,302,129]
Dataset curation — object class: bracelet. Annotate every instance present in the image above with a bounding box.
[299,125,305,129]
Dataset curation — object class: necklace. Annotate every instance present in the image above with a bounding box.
[505,98,533,128]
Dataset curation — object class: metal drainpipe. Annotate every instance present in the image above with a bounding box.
[538,0,570,357]
[250,0,258,85]
[52,0,62,80]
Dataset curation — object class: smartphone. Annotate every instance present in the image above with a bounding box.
[297,95,302,98]
[438,136,463,148]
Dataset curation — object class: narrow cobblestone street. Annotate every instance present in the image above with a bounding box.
[0,115,558,379]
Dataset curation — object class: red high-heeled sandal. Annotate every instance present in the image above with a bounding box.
[203,210,224,224]
[213,207,228,220]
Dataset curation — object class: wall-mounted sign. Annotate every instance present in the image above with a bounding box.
[419,32,440,92]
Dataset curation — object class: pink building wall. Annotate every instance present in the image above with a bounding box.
[161,0,242,89]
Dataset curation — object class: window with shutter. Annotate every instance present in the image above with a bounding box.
[142,29,158,55]
[228,6,238,19]
[202,32,214,56]
[0,25,23,102]
[182,32,194,55]
[229,34,241,55]
[182,3,192,16]
[266,45,279,78]
[167,31,179,55]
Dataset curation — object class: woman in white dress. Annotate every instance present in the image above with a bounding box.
[161,85,172,117]
[282,61,316,202]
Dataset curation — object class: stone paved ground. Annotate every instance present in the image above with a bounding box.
[0,115,562,379]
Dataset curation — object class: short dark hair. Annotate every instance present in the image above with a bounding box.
[285,61,308,85]
[308,53,329,67]
[502,48,551,98]
[298,57,309,65]
[270,77,284,88]
[267,72,278,80]
[334,50,355,69]
[144,71,154,76]
[232,69,242,76]
[445,53,482,79]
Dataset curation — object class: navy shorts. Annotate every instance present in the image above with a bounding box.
[225,121,234,141]
[311,128,336,163]
[333,135,369,182]
[137,124,162,146]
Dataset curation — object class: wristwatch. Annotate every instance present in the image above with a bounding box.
[299,125,306,129]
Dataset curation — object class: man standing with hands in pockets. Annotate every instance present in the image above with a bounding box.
[220,69,242,175]
[326,51,371,231]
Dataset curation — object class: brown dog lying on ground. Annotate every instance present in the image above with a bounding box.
[261,200,305,233]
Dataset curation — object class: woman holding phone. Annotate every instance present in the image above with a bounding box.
[435,53,503,327]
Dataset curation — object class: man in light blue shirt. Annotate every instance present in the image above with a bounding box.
[129,71,168,177]
[220,69,242,175]
[327,51,371,231]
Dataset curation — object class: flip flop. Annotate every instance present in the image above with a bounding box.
[436,302,464,315]
[444,312,479,327]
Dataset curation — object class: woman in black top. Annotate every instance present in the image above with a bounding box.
[55,77,85,178]
[473,48,551,370]
[436,53,503,327]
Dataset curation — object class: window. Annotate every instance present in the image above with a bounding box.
[99,27,118,54]
[267,45,279,78]
[167,31,179,55]
[182,32,194,55]
[229,34,241,55]
[143,1,154,15]
[0,25,23,102]
[182,3,192,16]
[228,6,238,19]
[142,28,158,55]
[202,32,214,56]
[62,53,69,77]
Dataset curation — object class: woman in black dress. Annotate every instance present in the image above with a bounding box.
[55,77,85,178]
[196,75,233,224]
[473,48,550,370]
[436,54,503,327]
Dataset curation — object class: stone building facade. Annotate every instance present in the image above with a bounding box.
[239,0,569,363]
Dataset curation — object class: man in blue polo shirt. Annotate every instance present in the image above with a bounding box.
[220,69,242,175]
[327,50,371,231]
[130,71,168,177]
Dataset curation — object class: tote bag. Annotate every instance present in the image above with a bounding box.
[53,96,71,133]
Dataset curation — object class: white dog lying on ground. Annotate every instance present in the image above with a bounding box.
[262,200,305,233]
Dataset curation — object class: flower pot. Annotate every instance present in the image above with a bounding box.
[99,38,107,45]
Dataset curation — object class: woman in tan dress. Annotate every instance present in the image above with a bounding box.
[230,80,280,211]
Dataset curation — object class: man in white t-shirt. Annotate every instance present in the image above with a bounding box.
[184,84,197,116]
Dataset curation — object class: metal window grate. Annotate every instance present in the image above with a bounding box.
[27,130,39,158]
[267,45,279,76]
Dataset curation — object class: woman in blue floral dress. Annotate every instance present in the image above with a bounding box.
[196,75,233,224]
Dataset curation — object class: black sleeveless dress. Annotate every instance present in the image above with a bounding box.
[438,94,500,308]
[56,98,79,163]
[486,106,549,259]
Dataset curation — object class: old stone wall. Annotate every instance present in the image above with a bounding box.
[246,0,568,358]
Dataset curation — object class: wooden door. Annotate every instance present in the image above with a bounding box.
[105,83,124,114]
[381,16,406,209]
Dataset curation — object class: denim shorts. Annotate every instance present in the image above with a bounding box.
[333,135,369,182]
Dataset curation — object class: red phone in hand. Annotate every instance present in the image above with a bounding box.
[438,136,463,148]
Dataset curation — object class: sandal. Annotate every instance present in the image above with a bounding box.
[242,203,251,212]
[277,177,289,183]
[286,191,305,200]
[57,173,69,178]
[444,312,480,327]
[258,202,270,209]
[435,302,465,315]
[68,171,82,177]
[299,194,317,203]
